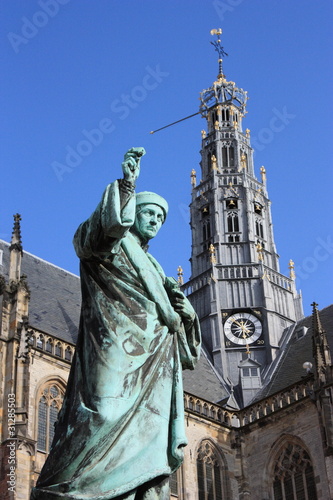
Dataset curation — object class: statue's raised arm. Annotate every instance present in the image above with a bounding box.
[121,146,146,184]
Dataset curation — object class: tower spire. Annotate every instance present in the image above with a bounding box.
[210,29,228,80]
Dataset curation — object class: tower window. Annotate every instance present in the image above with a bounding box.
[227,212,239,233]
[255,219,264,239]
[203,221,211,241]
[222,145,235,168]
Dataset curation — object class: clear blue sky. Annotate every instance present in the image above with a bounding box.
[1,0,332,316]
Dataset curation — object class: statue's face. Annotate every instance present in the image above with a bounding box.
[133,203,165,242]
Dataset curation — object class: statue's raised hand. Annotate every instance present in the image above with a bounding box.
[122,147,146,184]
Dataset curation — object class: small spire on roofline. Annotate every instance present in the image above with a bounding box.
[10,213,23,253]
[9,213,23,282]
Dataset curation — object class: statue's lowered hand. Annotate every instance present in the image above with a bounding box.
[165,277,196,323]
[122,147,146,184]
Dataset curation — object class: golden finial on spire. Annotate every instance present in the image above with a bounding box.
[260,166,266,183]
[240,153,247,171]
[245,128,250,138]
[288,259,295,280]
[177,266,184,285]
[256,242,264,262]
[191,169,197,187]
[211,154,217,171]
[209,244,217,264]
[201,130,207,139]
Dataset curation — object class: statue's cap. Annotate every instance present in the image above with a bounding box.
[136,191,169,219]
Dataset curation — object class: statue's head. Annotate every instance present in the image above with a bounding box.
[133,192,168,243]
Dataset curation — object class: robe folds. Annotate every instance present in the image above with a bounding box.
[31,181,201,499]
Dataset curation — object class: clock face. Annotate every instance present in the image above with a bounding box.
[224,312,262,345]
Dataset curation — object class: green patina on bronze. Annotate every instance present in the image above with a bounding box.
[31,148,201,499]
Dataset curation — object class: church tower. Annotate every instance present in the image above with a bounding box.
[183,30,303,405]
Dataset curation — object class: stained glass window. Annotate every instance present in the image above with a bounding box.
[272,443,317,500]
[197,441,225,500]
[37,384,63,453]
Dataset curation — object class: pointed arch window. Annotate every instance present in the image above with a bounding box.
[221,108,230,122]
[45,338,53,354]
[227,212,239,233]
[221,144,235,168]
[197,441,226,500]
[203,220,211,242]
[37,384,64,453]
[255,219,264,239]
[272,443,317,500]
[55,342,63,357]
[65,346,73,362]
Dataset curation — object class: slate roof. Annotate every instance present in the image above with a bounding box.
[256,303,333,400]
[0,240,228,403]
[0,241,81,344]
[182,347,229,403]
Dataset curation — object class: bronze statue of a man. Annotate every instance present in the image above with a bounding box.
[31,148,201,499]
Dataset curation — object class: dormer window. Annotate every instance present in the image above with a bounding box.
[242,367,259,377]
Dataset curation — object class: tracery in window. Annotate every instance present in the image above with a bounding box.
[37,384,64,453]
[227,212,239,233]
[197,441,225,500]
[272,443,317,500]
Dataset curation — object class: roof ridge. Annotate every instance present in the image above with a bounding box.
[0,239,79,279]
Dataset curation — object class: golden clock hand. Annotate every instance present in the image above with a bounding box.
[231,318,243,328]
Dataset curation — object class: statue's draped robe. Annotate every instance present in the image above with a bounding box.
[31,181,201,499]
